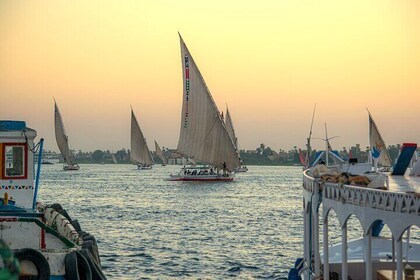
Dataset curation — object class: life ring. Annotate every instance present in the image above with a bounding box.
[14,248,50,280]
[65,251,92,280]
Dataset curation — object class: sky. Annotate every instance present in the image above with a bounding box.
[1,1,419,152]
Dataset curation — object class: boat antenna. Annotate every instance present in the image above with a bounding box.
[305,103,316,168]
[314,123,340,166]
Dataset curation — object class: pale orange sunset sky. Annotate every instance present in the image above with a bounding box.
[1,1,419,152]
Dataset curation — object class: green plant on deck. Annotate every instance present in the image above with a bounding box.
[0,240,20,280]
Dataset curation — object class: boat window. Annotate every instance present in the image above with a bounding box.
[4,145,25,177]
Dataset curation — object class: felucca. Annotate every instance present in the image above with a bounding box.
[155,140,167,166]
[168,34,240,181]
[130,109,154,170]
[225,106,247,172]
[54,100,79,171]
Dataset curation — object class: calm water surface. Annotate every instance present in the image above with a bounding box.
[37,164,385,279]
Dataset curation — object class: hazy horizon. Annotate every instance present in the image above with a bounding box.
[1,1,419,153]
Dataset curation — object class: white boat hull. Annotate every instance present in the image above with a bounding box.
[63,164,79,171]
[137,164,152,170]
[235,166,248,172]
[167,173,235,181]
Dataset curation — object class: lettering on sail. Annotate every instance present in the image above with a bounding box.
[184,56,190,128]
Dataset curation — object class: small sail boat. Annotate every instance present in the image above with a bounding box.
[368,109,392,171]
[155,141,168,166]
[168,34,240,181]
[111,153,118,164]
[130,109,154,170]
[54,100,79,171]
[225,106,248,172]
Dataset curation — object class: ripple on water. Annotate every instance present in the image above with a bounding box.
[39,165,312,279]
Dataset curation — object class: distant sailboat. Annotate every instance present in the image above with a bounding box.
[111,153,118,164]
[154,141,167,166]
[168,34,240,181]
[130,109,154,170]
[225,106,247,172]
[368,110,392,170]
[54,100,79,171]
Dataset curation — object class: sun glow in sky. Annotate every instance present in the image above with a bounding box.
[1,1,419,152]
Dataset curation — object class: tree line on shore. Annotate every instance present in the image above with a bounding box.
[42,143,405,166]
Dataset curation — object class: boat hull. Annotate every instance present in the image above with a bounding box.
[137,164,152,170]
[235,167,248,172]
[63,164,79,171]
[167,174,234,181]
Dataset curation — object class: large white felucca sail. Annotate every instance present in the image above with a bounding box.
[368,110,392,168]
[54,100,79,171]
[130,109,154,169]
[169,34,240,181]
[154,140,167,165]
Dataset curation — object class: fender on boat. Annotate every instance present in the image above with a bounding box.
[43,206,82,246]
[65,251,92,280]
[15,248,50,280]
[80,249,107,280]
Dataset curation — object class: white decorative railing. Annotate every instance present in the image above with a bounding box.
[303,170,317,192]
[303,171,420,215]
[323,183,420,215]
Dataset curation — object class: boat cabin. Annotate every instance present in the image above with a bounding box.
[0,121,36,209]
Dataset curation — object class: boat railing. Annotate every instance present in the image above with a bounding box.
[304,170,420,215]
[303,170,318,193]
[323,182,420,215]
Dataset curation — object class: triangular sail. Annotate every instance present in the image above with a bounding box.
[176,35,240,172]
[298,149,306,166]
[154,140,167,164]
[54,101,75,165]
[225,107,238,149]
[111,153,118,164]
[368,111,392,166]
[225,106,246,166]
[130,110,153,165]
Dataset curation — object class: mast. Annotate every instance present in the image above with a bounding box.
[305,104,316,168]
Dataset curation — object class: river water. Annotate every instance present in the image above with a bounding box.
[37,164,413,279]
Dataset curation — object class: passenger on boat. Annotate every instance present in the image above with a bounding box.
[223,162,227,176]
